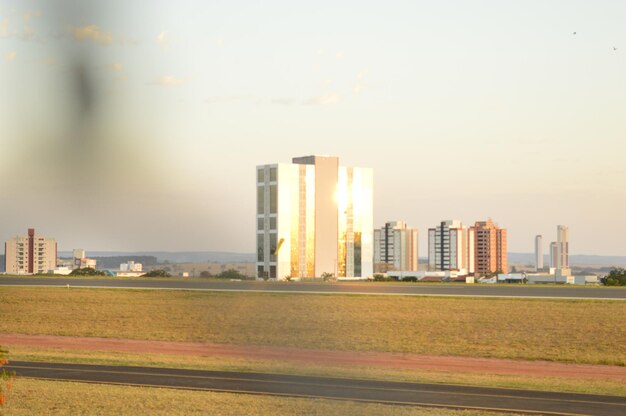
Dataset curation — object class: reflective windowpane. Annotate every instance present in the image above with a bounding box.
[270,167,277,182]
[257,168,265,183]
[269,185,277,214]
[270,233,277,262]
[257,234,264,262]
[257,186,265,214]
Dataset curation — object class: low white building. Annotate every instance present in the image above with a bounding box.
[52,266,73,275]
[120,261,143,272]
[497,273,525,283]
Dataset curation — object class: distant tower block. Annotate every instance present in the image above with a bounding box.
[556,225,569,269]
[535,235,543,271]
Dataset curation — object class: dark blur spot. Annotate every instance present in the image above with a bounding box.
[71,58,95,123]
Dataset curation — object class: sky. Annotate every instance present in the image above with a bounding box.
[0,0,625,256]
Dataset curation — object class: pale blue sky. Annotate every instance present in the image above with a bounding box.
[1,1,625,255]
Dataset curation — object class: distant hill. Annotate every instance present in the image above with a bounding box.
[3,251,623,273]
[508,252,626,266]
[58,251,256,264]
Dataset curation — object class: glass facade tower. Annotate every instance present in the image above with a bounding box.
[256,156,373,280]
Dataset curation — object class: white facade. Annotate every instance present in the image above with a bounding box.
[428,220,473,272]
[550,241,558,268]
[120,261,143,272]
[535,235,543,271]
[556,225,569,269]
[256,156,373,280]
[374,221,418,272]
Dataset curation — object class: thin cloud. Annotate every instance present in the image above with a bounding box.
[0,18,9,37]
[155,76,185,87]
[206,95,253,104]
[156,31,169,48]
[67,25,113,45]
[22,10,41,24]
[4,51,16,62]
[353,70,368,94]
[270,97,297,106]
[304,93,340,106]
[40,57,56,66]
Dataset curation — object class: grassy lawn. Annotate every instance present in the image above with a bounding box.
[0,287,624,365]
[3,378,512,416]
[7,345,626,397]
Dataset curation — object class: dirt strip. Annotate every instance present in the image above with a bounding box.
[1,333,625,381]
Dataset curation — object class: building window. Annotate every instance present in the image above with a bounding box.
[257,185,265,215]
[354,232,362,277]
[270,233,277,262]
[257,168,265,183]
[269,185,277,214]
[257,218,264,230]
[270,217,277,230]
[270,265,277,279]
[270,167,277,182]
[257,234,264,262]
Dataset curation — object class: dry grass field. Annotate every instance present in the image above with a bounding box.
[0,287,624,365]
[3,378,510,416]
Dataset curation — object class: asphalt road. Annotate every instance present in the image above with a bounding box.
[1,277,625,299]
[7,361,626,415]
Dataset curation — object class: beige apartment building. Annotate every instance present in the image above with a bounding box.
[5,228,57,274]
[471,219,507,275]
[374,221,418,273]
[428,220,474,273]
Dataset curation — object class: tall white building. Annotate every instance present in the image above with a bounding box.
[5,228,57,274]
[256,155,373,280]
[550,241,558,269]
[374,221,418,272]
[428,220,474,273]
[535,235,543,271]
[556,225,569,269]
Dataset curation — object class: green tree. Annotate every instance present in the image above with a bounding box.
[218,269,246,279]
[143,269,172,277]
[69,267,106,276]
[321,272,334,281]
[601,268,626,286]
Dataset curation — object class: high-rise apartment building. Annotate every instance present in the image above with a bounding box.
[428,220,473,272]
[373,221,418,272]
[256,156,373,280]
[556,225,569,269]
[5,228,57,274]
[471,219,507,275]
[550,241,558,268]
[535,235,543,271]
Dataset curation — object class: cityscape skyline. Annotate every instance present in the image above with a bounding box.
[1,1,625,255]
